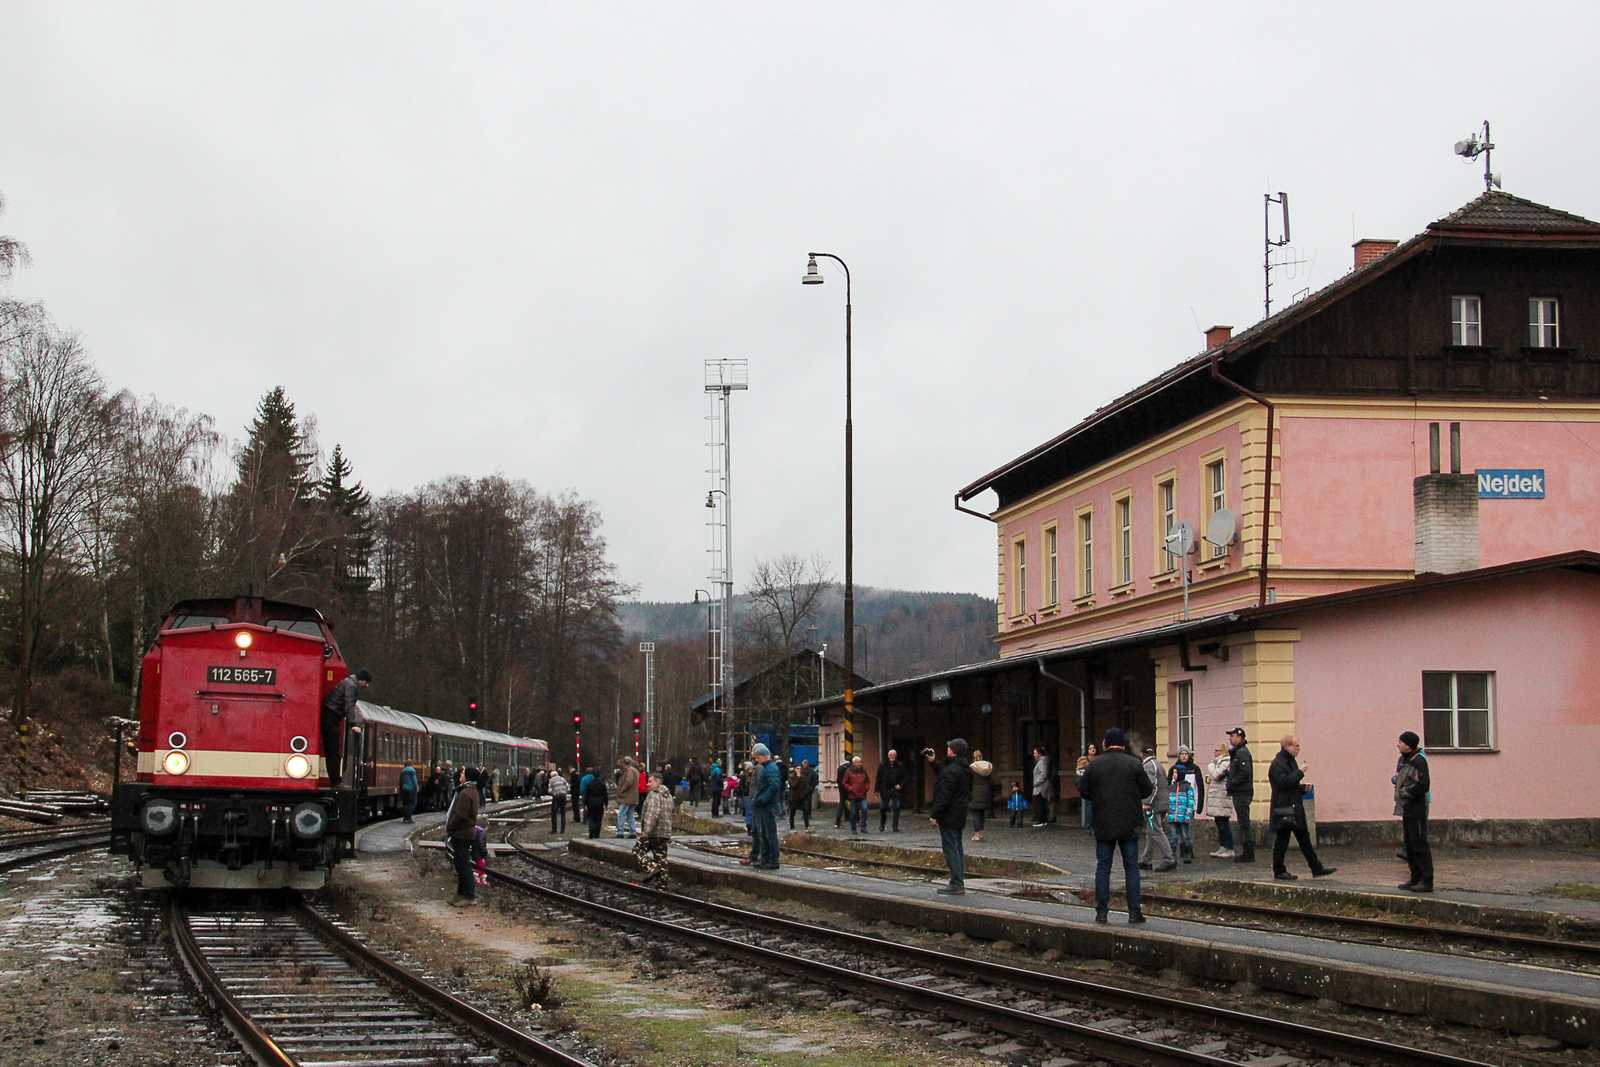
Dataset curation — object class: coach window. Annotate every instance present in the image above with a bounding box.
[1422,671,1494,749]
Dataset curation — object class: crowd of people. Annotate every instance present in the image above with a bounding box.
[428,725,1435,912]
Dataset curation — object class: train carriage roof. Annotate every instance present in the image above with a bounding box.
[420,716,507,744]
[352,702,430,733]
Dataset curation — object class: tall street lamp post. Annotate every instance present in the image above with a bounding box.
[802,252,855,759]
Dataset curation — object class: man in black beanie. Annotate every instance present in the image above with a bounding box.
[1076,726,1155,924]
[1394,731,1433,892]
[928,738,972,895]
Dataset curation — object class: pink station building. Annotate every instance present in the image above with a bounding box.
[810,190,1600,842]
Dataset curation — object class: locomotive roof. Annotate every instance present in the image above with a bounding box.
[166,596,328,624]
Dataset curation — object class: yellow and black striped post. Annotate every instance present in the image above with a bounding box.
[843,689,854,760]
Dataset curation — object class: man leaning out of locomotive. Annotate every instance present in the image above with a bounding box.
[320,668,371,786]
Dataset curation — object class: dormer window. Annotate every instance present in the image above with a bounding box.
[1451,295,1482,346]
[1529,297,1560,348]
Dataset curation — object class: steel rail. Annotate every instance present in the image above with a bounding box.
[506,835,1497,1067]
[732,837,1600,966]
[0,827,111,873]
[485,861,1228,1067]
[168,896,298,1067]
[1136,889,1600,962]
[292,898,592,1067]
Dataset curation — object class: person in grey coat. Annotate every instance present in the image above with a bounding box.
[1137,747,1176,871]
[1030,747,1053,827]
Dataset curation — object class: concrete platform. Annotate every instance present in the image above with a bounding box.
[353,798,544,855]
[567,827,1600,1046]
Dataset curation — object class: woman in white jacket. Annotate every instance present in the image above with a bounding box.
[1205,743,1235,857]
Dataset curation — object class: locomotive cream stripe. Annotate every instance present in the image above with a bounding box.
[138,749,327,779]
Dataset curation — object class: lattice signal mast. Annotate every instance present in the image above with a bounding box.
[704,359,747,770]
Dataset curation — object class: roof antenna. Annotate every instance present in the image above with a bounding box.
[1453,119,1502,192]
[1263,191,1302,319]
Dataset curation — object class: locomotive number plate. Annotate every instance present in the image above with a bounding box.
[206,665,277,685]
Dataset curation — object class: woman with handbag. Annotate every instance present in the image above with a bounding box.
[1267,736,1336,881]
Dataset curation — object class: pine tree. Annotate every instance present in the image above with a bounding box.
[236,386,313,491]
[224,386,324,597]
[320,443,374,591]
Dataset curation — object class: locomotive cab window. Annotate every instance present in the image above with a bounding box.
[264,618,324,637]
[169,613,230,630]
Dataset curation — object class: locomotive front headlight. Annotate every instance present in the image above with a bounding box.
[290,802,327,839]
[234,630,253,650]
[284,753,313,779]
[162,750,190,775]
[140,798,178,836]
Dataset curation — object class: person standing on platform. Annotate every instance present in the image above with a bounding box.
[842,756,871,835]
[1394,731,1434,892]
[833,756,852,828]
[968,750,994,843]
[1205,743,1235,858]
[687,758,703,808]
[1137,746,1177,872]
[1169,774,1197,862]
[636,770,674,889]
[1076,727,1153,924]
[569,765,583,823]
[1076,744,1099,830]
[319,668,370,786]
[399,759,418,823]
[748,744,782,869]
[928,739,973,895]
[1007,782,1028,827]
[708,759,725,818]
[614,757,640,838]
[1030,746,1053,828]
[1225,728,1256,863]
[547,767,568,835]
[445,768,483,907]
[788,760,815,829]
[875,749,910,832]
[1268,736,1337,881]
[582,766,609,839]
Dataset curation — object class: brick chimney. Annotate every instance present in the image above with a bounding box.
[1353,238,1399,269]
[1205,324,1232,349]
[1413,422,1478,575]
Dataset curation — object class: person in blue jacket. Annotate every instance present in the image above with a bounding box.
[746,744,783,870]
[399,759,419,823]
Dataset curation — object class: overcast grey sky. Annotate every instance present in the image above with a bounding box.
[5,3,1598,601]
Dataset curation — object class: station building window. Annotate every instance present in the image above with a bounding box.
[1115,494,1133,586]
[1529,297,1560,348]
[1155,474,1177,574]
[1171,680,1194,754]
[1451,295,1483,346]
[1075,508,1094,599]
[1043,523,1059,608]
[1203,454,1227,559]
[1012,536,1027,617]
[1422,671,1494,749]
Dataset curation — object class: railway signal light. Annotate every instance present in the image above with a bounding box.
[572,713,582,729]
[632,714,642,729]
[467,698,479,723]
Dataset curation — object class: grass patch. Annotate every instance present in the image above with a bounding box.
[1544,882,1600,902]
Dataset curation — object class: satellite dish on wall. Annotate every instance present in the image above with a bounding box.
[1164,522,1196,558]
[1205,508,1238,550]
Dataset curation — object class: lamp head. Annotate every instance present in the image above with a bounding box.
[705,491,716,508]
[801,254,824,285]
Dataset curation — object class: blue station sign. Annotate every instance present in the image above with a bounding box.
[1476,468,1545,499]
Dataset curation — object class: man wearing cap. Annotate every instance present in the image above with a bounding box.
[1394,731,1433,892]
[1076,727,1155,923]
[320,668,371,787]
[745,743,783,870]
[1224,727,1255,863]
[927,738,973,895]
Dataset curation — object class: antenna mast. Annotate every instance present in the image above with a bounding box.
[1453,120,1501,192]
[1263,191,1291,320]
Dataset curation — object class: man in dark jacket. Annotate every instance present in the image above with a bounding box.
[708,759,726,818]
[1224,727,1255,863]
[1394,730,1433,892]
[750,744,783,869]
[834,757,852,828]
[319,668,371,786]
[1267,736,1336,881]
[876,749,910,832]
[445,767,482,906]
[1076,727,1154,923]
[927,739,973,895]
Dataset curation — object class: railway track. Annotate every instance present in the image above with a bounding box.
[169,894,593,1067]
[0,819,111,873]
[727,837,1600,973]
[499,832,1496,1067]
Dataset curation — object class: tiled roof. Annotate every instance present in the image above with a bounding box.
[956,189,1600,504]
[1429,190,1600,232]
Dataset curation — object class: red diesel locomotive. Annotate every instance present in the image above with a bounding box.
[111,595,552,890]
[111,596,360,890]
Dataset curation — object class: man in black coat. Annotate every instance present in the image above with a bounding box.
[1394,730,1433,892]
[1225,727,1256,863]
[1267,736,1336,881]
[319,668,371,786]
[927,738,972,895]
[834,757,852,828]
[876,749,910,832]
[1076,726,1154,924]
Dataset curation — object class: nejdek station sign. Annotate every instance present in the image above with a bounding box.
[1476,469,1545,499]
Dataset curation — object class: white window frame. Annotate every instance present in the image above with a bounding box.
[1451,294,1483,347]
[1172,681,1194,754]
[1044,524,1059,608]
[1012,537,1027,617]
[1422,670,1495,750]
[1116,496,1132,586]
[1206,458,1226,559]
[1159,478,1177,573]
[1078,511,1094,597]
[1529,297,1560,348]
